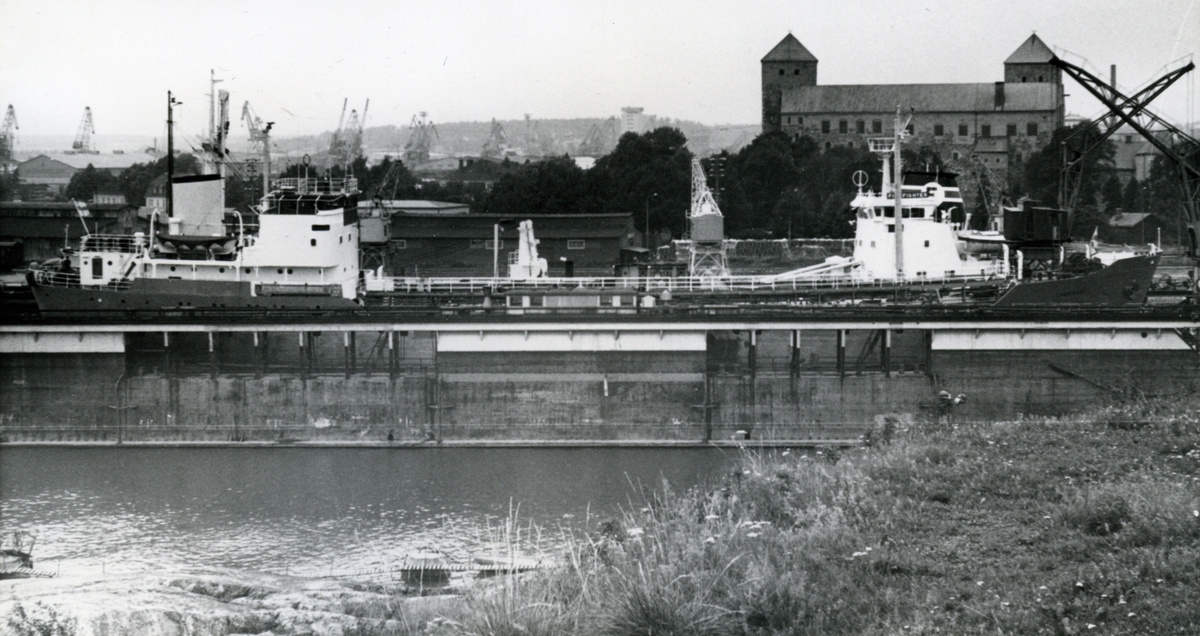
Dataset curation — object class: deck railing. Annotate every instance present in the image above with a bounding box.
[364,271,1010,296]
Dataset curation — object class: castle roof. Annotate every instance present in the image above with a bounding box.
[781,82,1059,114]
[1005,34,1056,65]
[762,33,817,63]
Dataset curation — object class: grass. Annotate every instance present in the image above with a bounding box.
[431,395,1200,635]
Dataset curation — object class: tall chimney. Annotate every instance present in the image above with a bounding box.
[1111,64,1117,88]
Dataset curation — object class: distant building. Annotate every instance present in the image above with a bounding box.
[761,33,1065,171]
[388,213,637,277]
[620,107,657,135]
[17,155,76,197]
[1107,211,1165,245]
[0,201,141,262]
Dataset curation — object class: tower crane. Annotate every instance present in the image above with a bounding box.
[241,101,274,199]
[0,105,16,166]
[71,107,98,154]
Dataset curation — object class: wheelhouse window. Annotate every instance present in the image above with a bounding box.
[567,240,586,250]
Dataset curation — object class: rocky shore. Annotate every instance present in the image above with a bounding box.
[2,569,464,636]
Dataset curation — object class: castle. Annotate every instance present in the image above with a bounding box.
[761,33,1065,173]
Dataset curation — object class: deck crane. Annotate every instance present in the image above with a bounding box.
[71,107,97,154]
[1,105,16,167]
[241,101,274,199]
[1051,56,1199,266]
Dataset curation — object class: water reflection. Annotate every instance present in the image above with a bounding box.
[0,447,732,580]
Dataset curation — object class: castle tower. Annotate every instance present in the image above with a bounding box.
[1004,33,1060,84]
[1003,33,1064,127]
[761,33,818,133]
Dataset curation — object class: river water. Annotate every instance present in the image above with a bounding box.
[0,447,733,582]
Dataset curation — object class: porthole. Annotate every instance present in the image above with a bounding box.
[245,268,251,274]
[219,267,225,273]
[277,268,284,274]
[287,268,294,274]
[170,266,177,272]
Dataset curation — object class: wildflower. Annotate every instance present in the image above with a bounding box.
[1087,624,1096,630]
[1039,586,1048,591]
[977,581,984,586]
[747,532,761,538]
[1128,612,1136,617]
[1193,509,1199,518]
[628,527,644,537]
[851,551,868,558]
[562,513,574,519]
[782,450,790,456]
[704,537,716,544]
[704,514,720,521]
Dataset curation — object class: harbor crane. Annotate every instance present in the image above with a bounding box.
[0,105,16,166]
[685,157,729,278]
[241,101,274,199]
[577,117,618,156]
[70,106,98,154]
[403,112,438,164]
[330,98,368,171]
[1051,56,1199,263]
[481,118,510,159]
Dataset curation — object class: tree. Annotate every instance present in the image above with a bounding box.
[116,153,201,206]
[64,164,118,202]
[589,128,693,238]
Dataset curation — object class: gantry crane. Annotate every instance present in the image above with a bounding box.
[1051,56,1199,261]
[71,106,97,154]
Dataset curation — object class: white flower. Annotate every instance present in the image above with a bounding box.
[747,532,761,538]
[628,527,644,537]
[704,514,720,521]
[704,536,716,544]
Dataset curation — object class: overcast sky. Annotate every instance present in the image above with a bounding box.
[1,0,1197,143]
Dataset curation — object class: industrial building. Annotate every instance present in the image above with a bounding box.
[388,213,637,277]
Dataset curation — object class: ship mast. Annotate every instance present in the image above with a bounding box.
[167,91,179,219]
[891,107,913,280]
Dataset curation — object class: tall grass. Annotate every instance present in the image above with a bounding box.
[433,395,1200,635]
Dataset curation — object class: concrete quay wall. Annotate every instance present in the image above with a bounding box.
[2,326,1196,443]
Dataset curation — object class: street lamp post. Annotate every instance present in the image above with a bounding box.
[492,218,516,281]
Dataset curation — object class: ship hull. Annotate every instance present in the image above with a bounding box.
[993,254,1159,306]
[30,277,359,311]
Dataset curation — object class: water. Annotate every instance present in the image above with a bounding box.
[0,447,733,581]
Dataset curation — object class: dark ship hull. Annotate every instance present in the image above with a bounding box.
[994,254,1160,306]
[29,276,359,311]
